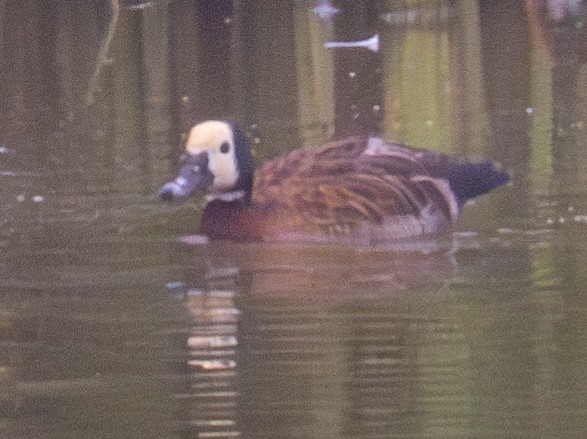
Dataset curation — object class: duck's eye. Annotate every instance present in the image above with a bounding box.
[220,142,230,154]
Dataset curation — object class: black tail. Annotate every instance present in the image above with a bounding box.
[420,151,510,206]
[443,160,510,205]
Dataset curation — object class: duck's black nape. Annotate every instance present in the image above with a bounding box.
[227,121,256,202]
[443,160,510,206]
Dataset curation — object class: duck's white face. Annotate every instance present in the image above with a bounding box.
[185,120,239,192]
[159,120,255,203]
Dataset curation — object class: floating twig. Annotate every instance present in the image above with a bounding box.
[324,33,379,52]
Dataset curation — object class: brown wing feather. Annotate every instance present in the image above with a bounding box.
[252,136,457,235]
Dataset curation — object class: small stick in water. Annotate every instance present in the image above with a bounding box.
[324,33,379,52]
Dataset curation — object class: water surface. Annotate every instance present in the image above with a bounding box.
[1,1,587,438]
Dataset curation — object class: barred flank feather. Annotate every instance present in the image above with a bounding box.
[249,136,509,239]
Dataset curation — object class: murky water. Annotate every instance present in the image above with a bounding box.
[2,1,587,438]
[2,182,586,439]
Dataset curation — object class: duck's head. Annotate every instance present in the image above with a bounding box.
[159,121,255,203]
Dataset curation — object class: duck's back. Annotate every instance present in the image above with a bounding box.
[247,136,508,241]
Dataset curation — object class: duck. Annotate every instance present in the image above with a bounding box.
[159,120,509,242]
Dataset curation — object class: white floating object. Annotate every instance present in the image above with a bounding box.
[165,281,187,290]
[324,33,379,52]
[313,2,340,20]
[179,234,209,245]
[123,1,153,10]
